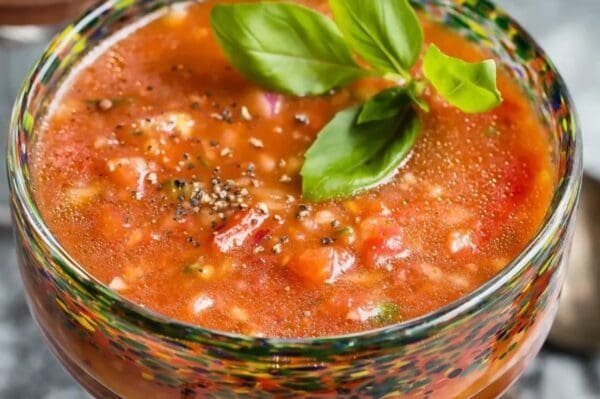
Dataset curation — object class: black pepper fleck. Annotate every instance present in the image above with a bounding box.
[321,237,334,246]
[294,113,310,125]
[296,204,311,219]
[221,108,233,123]
[174,179,186,189]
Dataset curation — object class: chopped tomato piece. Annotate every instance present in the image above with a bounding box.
[359,217,411,270]
[292,247,355,286]
[213,209,268,253]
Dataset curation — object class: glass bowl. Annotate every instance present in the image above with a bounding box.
[6,0,582,398]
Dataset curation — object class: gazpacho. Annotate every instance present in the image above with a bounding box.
[30,0,555,338]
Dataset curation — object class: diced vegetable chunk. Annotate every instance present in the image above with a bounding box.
[214,208,268,253]
[359,217,411,270]
[65,184,100,207]
[292,247,355,286]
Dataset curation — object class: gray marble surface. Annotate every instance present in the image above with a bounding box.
[0,0,599,398]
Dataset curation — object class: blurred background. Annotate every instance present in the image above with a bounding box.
[0,0,598,398]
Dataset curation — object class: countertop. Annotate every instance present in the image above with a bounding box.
[1,0,599,398]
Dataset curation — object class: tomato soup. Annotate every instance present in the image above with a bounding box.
[31,0,554,338]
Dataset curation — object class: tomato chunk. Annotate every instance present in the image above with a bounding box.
[292,247,355,286]
[213,209,268,253]
[359,217,411,270]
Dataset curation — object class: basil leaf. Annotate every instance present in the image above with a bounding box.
[408,81,430,112]
[422,44,502,113]
[328,0,423,74]
[210,3,369,96]
[358,87,411,124]
[301,105,419,201]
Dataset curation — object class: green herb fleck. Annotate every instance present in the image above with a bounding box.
[373,303,402,326]
[484,126,499,138]
[334,226,354,238]
[183,263,203,275]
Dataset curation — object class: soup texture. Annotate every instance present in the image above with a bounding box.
[31,0,554,338]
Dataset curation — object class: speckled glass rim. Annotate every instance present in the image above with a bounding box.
[7,0,582,349]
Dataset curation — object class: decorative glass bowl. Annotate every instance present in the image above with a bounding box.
[7,0,582,398]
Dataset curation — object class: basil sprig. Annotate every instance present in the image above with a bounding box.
[210,0,502,201]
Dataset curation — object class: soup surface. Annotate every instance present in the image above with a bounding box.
[31,0,555,338]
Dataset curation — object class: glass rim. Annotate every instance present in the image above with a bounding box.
[7,0,583,347]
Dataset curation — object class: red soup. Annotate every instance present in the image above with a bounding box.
[31,0,554,338]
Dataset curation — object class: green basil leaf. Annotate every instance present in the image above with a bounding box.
[408,81,430,112]
[210,3,369,96]
[328,0,423,74]
[422,44,502,113]
[301,105,419,201]
[357,87,411,124]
